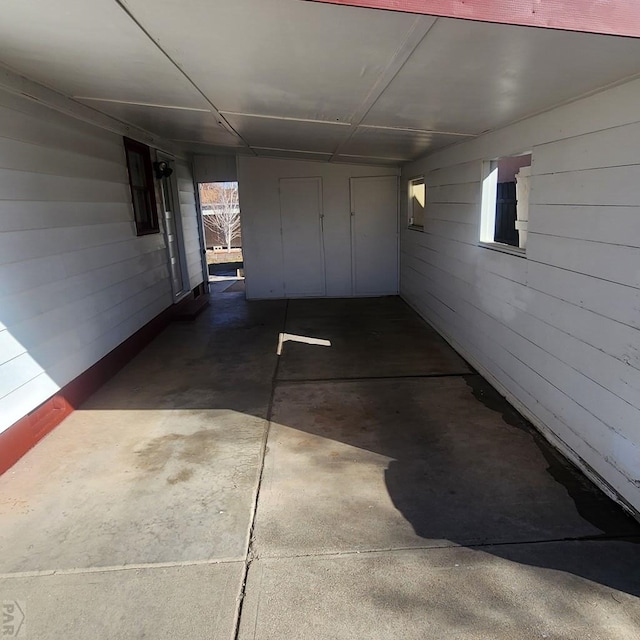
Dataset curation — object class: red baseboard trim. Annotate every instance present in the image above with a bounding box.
[0,303,175,476]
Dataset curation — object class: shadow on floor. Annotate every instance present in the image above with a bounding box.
[47,292,640,599]
[384,376,640,597]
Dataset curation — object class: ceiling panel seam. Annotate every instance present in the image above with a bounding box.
[339,153,409,161]
[253,146,333,155]
[359,124,475,136]
[114,0,253,152]
[172,138,246,146]
[219,111,352,127]
[329,15,439,161]
[73,97,212,113]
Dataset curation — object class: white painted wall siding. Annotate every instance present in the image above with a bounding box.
[238,156,399,299]
[0,88,200,435]
[400,78,640,514]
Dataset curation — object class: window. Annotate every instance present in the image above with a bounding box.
[408,177,426,230]
[480,154,531,253]
[123,137,159,235]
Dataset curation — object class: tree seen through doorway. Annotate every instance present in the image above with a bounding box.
[200,182,241,253]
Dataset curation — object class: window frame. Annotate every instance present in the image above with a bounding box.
[478,155,530,258]
[123,137,160,236]
[407,175,426,231]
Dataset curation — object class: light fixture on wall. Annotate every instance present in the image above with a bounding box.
[153,161,173,180]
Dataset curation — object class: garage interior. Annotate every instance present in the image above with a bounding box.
[1,0,640,638]
[3,285,639,639]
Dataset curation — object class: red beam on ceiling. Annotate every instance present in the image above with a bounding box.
[305,0,640,38]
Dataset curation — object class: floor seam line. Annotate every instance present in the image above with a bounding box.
[0,557,247,580]
[231,299,289,640]
[253,534,640,561]
[275,372,478,384]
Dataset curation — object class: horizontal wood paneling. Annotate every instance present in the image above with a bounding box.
[425,161,481,186]
[0,88,174,435]
[529,205,640,246]
[532,165,640,206]
[427,182,479,205]
[533,121,640,174]
[526,262,640,330]
[0,222,135,265]
[2,263,169,358]
[401,79,640,513]
[0,136,127,182]
[0,329,26,366]
[0,168,131,202]
[0,93,125,161]
[419,202,477,225]
[528,234,640,288]
[0,201,133,232]
[0,248,168,328]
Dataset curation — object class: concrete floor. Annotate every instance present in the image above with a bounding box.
[1,286,639,639]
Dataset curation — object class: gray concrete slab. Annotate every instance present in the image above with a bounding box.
[254,376,640,557]
[0,408,265,571]
[84,295,285,417]
[0,561,243,640]
[279,297,470,380]
[3,293,640,639]
[239,542,640,640]
[0,296,286,573]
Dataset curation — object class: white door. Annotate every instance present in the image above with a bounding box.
[279,177,325,297]
[159,158,187,299]
[350,175,399,295]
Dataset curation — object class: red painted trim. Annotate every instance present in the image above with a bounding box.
[0,304,175,476]
[0,396,74,476]
[62,304,174,408]
[306,0,640,38]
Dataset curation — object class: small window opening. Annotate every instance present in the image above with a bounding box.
[123,137,159,236]
[480,154,531,251]
[408,177,426,230]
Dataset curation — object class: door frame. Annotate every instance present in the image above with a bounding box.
[157,151,190,301]
[192,176,210,295]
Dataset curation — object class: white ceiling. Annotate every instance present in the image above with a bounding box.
[1,0,640,165]
[363,18,640,135]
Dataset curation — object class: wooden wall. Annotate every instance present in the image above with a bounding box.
[0,88,201,435]
[400,77,640,514]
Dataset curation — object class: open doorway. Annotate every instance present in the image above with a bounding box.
[198,181,245,295]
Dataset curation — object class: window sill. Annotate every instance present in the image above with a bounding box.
[136,228,161,237]
[407,225,424,232]
[479,241,526,258]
